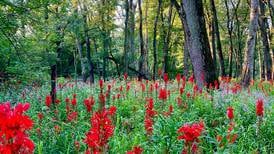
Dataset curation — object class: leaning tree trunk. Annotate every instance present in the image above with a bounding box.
[210,0,226,76]
[259,0,272,80]
[181,0,217,89]
[153,0,162,80]
[241,0,259,87]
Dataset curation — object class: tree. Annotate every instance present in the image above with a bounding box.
[241,0,259,87]
[138,0,147,78]
[258,0,272,80]
[153,0,162,79]
[172,0,217,89]
[209,0,226,77]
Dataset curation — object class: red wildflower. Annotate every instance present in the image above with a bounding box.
[158,88,167,101]
[141,83,146,92]
[256,98,264,116]
[67,112,78,122]
[99,79,104,89]
[99,93,106,104]
[84,97,95,112]
[83,110,115,153]
[124,73,128,80]
[71,98,77,107]
[0,102,34,154]
[108,106,117,116]
[54,125,61,133]
[188,74,195,83]
[186,92,191,98]
[144,117,153,135]
[163,73,168,84]
[176,74,181,84]
[74,141,80,151]
[65,97,70,103]
[37,112,43,120]
[154,82,159,90]
[177,121,204,143]
[73,93,77,98]
[177,97,182,106]
[227,107,234,120]
[45,95,52,107]
[126,146,143,154]
[55,99,61,104]
[180,87,184,95]
[107,84,111,91]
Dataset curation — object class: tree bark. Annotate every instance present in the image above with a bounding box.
[173,0,217,89]
[83,5,94,84]
[162,2,173,74]
[76,37,87,82]
[210,0,226,76]
[153,0,162,80]
[124,0,130,74]
[258,0,272,80]
[129,0,136,68]
[225,0,234,77]
[138,0,147,79]
[241,0,259,87]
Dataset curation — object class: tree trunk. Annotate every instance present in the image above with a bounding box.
[210,0,226,76]
[138,0,146,79]
[144,0,149,77]
[183,33,191,77]
[162,2,173,73]
[153,0,162,80]
[176,0,217,89]
[241,0,259,87]
[129,0,136,68]
[225,0,234,77]
[259,0,272,80]
[76,37,87,82]
[124,0,130,74]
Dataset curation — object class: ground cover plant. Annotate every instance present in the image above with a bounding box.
[0,74,273,153]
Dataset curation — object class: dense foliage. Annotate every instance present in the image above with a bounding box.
[0,75,273,153]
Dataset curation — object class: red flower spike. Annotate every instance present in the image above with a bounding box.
[124,73,128,80]
[126,146,143,154]
[99,79,104,89]
[227,107,234,120]
[45,95,52,107]
[163,73,168,84]
[158,88,167,101]
[71,98,77,107]
[176,74,181,84]
[256,98,264,116]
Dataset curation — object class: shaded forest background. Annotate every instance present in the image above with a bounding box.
[0,0,273,87]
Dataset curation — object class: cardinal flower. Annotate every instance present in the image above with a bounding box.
[158,88,167,101]
[227,107,234,120]
[126,146,143,154]
[256,98,264,116]
[45,95,52,107]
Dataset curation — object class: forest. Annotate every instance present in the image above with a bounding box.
[0,0,273,153]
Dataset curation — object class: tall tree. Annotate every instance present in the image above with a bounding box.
[258,0,272,80]
[138,0,147,78]
[209,0,226,76]
[124,0,130,74]
[162,2,173,74]
[172,0,217,89]
[153,0,162,79]
[241,0,259,87]
[224,0,234,77]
